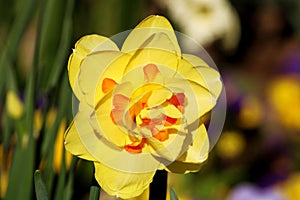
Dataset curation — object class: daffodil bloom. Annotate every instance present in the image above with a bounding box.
[65,15,222,198]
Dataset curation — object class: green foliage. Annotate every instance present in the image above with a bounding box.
[170,188,179,200]
[34,170,49,200]
[89,186,100,200]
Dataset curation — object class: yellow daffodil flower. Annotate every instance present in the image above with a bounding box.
[65,15,222,199]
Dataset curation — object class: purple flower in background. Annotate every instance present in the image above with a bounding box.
[228,183,285,200]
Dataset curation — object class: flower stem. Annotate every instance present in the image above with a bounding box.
[89,172,101,200]
[149,170,168,200]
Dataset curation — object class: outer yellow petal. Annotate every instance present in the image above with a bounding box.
[94,162,155,199]
[68,34,119,99]
[166,124,209,174]
[77,51,131,106]
[182,54,222,98]
[122,15,181,55]
[123,48,179,80]
[64,116,96,161]
[64,103,103,162]
[64,119,95,161]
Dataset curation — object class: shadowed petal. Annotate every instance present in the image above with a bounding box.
[181,54,222,98]
[94,162,156,199]
[166,124,209,173]
[68,35,119,99]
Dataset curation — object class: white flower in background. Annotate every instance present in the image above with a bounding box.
[156,0,240,52]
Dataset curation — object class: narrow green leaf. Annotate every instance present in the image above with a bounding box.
[34,170,49,200]
[64,173,74,200]
[170,188,179,200]
[36,0,67,91]
[0,0,37,97]
[89,186,100,200]
[54,162,66,200]
[46,0,74,90]
[5,136,35,200]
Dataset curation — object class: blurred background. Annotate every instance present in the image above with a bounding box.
[0,0,300,199]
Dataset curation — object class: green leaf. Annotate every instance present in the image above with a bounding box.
[46,0,74,90]
[64,173,74,200]
[54,162,66,200]
[36,0,69,91]
[5,136,35,200]
[34,170,49,200]
[170,188,179,200]
[0,0,37,97]
[89,186,100,200]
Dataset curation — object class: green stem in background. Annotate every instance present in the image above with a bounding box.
[89,168,101,200]
[34,170,49,200]
[0,0,37,98]
[45,0,74,90]
[170,188,179,200]
[89,186,101,200]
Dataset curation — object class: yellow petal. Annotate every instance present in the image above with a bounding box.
[6,91,23,119]
[90,92,128,147]
[94,162,155,199]
[179,124,209,163]
[147,130,191,165]
[68,34,119,100]
[122,15,181,55]
[64,111,96,162]
[166,124,209,174]
[165,78,215,124]
[159,103,182,119]
[74,103,163,173]
[181,54,222,98]
[77,51,131,106]
[123,48,179,82]
[147,87,173,108]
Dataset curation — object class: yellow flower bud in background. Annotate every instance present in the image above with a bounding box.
[267,76,300,131]
[238,96,263,129]
[6,91,24,119]
[217,131,245,159]
[53,118,72,173]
